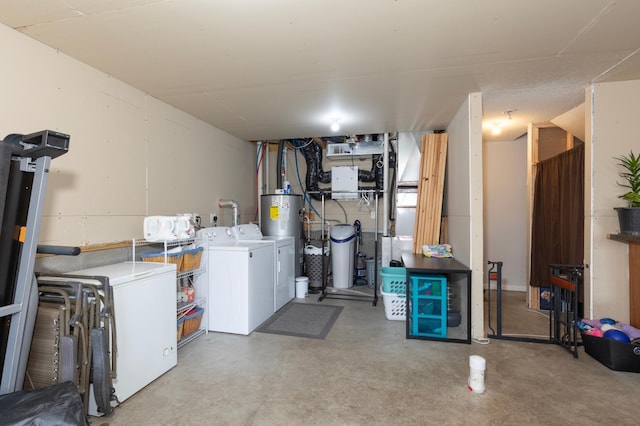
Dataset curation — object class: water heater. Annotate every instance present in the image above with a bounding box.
[260,194,304,276]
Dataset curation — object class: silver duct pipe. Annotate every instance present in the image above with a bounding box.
[218,199,240,227]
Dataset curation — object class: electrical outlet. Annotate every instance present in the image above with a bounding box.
[370,210,375,219]
[210,213,218,225]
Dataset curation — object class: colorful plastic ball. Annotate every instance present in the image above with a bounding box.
[603,329,631,343]
[586,328,603,337]
[600,324,615,333]
[600,317,616,325]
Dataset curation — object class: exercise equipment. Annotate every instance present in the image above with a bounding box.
[1,130,70,394]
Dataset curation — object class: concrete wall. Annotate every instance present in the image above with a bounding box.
[446,92,484,339]
[483,137,528,291]
[0,23,255,255]
[585,80,640,322]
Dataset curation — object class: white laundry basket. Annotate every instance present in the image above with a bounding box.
[380,266,407,320]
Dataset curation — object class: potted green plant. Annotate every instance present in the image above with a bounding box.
[615,150,640,235]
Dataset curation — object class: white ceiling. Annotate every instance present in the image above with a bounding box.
[2,0,640,142]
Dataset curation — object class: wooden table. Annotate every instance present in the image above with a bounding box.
[608,233,640,328]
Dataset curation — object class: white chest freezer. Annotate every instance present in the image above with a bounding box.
[69,261,177,405]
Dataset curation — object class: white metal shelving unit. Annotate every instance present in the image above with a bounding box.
[132,237,207,348]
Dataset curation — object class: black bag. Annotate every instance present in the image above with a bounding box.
[0,381,89,426]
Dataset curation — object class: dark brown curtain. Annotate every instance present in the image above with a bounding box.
[530,143,584,287]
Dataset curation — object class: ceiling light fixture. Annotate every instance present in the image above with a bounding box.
[486,109,517,136]
[504,109,517,120]
[330,119,340,132]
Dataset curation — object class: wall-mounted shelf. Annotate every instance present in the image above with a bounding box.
[326,141,384,157]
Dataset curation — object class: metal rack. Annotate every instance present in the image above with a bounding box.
[132,238,207,348]
[309,189,380,306]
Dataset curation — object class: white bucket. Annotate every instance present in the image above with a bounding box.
[295,276,309,299]
[468,355,486,393]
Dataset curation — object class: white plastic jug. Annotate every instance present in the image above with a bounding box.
[175,214,195,239]
[144,216,178,241]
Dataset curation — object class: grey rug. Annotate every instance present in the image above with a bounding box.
[256,302,343,340]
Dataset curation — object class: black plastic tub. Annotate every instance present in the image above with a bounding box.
[581,332,640,373]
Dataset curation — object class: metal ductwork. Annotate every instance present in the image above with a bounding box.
[303,141,332,200]
[302,140,386,199]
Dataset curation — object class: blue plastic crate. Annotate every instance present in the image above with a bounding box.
[411,274,447,297]
[380,267,406,293]
[409,274,448,338]
[414,317,447,337]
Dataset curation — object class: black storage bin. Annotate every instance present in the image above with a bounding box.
[581,332,640,373]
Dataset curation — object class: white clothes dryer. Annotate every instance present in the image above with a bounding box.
[233,224,295,312]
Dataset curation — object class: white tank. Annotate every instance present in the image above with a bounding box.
[260,194,303,276]
[330,224,355,289]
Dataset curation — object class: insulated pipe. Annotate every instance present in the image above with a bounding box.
[304,140,332,200]
[218,199,240,227]
[257,142,264,225]
[383,133,389,236]
[276,140,285,189]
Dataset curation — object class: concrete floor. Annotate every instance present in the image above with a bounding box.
[93,288,640,426]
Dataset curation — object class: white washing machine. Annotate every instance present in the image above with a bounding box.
[233,224,295,312]
[199,226,274,335]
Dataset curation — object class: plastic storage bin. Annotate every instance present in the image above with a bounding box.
[409,274,447,338]
[366,258,381,289]
[581,332,640,372]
